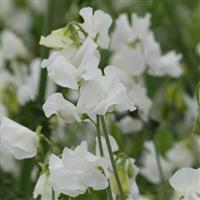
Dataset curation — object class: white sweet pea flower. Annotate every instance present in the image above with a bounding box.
[17,58,55,105]
[49,154,85,197]
[110,46,146,77]
[0,145,17,173]
[1,30,28,60]
[111,14,134,50]
[118,116,143,134]
[79,7,112,49]
[111,13,182,79]
[128,83,152,118]
[169,168,200,200]
[1,1,32,35]
[111,13,151,50]
[141,141,173,184]
[148,51,182,78]
[43,93,81,123]
[49,141,109,197]
[33,173,58,200]
[166,141,194,169]
[77,66,136,118]
[183,94,198,130]
[0,117,37,159]
[131,13,151,42]
[42,38,101,89]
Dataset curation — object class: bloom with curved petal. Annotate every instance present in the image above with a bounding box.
[128,83,152,118]
[77,66,136,118]
[166,142,194,169]
[140,141,173,184]
[1,30,28,60]
[42,38,101,89]
[43,93,81,123]
[0,117,37,159]
[148,51,182,78]
[110,14,134,50]
[17,58,56,105]
[33,173,58,200]
[169,168,200,199]
[110,46,146,77]
[79,7,112,49]
[49,141,109,197]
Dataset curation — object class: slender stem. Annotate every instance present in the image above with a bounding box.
[52,189,55,200]
[100,116,126,200]
[96,115,113,200]
[37,0,55,102]
[152,137,166,197]
[96,115,104,156]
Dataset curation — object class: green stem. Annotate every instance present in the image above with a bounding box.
[100,116,126,200]
[96,115,113,200]
[18,159,35,199]
[152,137,166,198]
[52,189,55,200]
[37,0,55,102]
[96,115,104,156]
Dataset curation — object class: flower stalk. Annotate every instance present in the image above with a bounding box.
[96,115,113,200]
[100,116,126,200]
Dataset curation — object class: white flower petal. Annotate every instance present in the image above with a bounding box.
[169,168,200,194]
[0,117,37,160]
[79,7,112,49]
[81,169,108,190]
[43,93,81,123]
[47,55,78,89]
[33,174,55,200]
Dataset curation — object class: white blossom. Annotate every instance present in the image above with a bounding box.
[128,83,152,118]
[43,93,81,123]
[0,145,17,173]
[79,7,112,49]
[169,168,200,200]
[49,141,109,197]
[148,51,182,78]
[110,46,146,76]
[166,141,194,169]
[111,14,134,50]
[17,59,55,105]
[77,66,136,118]
[1,1,32,35]
[42,38,101,89]
[33,173,57,200]
[118,116,143,134]
[111,13,182,79]
[0,117,37,159]
[140,141,173,184]
[1,30,28,60]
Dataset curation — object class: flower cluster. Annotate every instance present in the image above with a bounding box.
[1,3,199,200]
